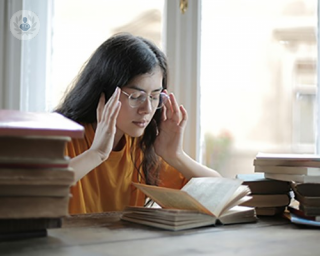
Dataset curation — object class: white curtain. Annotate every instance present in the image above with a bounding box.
[20,0,53,112]
[0,0,52,111]
[0,0,22,110]
[317,4,320,153]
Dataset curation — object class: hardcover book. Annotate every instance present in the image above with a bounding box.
[0,167,75,197]
[0,136,71,161]
[254,152,320,168]
[264,173,320,183]
[255,165,320,176]
[255,152,320,161]
[284,212,320,227]
[255,206,286,216]
[291,190,320,207]
[0,109,84,138]
[0,196,70,218]
[240,193,291,208]
[287,204,320,221]
[0,110,83,166]
[236,173,290,194]
[291,182,320,197]
[299,204,320,216]
[0,218,62,233]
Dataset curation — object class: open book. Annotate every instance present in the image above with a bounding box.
[121,177,257,231]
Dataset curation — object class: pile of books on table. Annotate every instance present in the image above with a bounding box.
[0,110,84,241]
[236,173,291,216]
[285,182,320,227]
[251,152,320,226]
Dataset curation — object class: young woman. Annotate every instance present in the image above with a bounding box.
[55,33,221,214]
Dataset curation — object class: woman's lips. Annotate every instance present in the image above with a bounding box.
[133,120,148,128]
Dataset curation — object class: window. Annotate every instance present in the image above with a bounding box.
[48,0,165,111]
[12,0,319,177]
[200,0,318,177]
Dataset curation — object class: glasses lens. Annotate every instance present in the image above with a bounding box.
[129,92,147,107]
[128,91,168,109]
[157,93,169,109]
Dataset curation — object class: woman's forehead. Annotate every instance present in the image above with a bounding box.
[125,68,163,92]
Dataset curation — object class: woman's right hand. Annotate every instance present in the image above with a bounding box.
[71,88,121,181]
[90,88,121,161]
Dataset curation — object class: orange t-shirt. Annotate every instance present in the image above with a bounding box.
[66,124,187,214]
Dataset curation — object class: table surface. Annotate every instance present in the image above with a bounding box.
[1,212,320,256]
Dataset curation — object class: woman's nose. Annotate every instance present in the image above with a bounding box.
[138,97,153,114]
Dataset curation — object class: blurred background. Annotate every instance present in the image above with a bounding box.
[47,0,317,177]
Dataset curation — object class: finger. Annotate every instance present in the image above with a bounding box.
[163,93,173,119]
[168,93,181,123]
[101,87,120,121]
[108,102,121,133]
[96,93,106,123]
[161,105,167,121]
[179,105,188,128]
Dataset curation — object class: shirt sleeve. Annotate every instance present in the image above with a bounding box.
[157,160,189,189]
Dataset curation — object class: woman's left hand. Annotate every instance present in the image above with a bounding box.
[155,91,221,179]
[154,91,188,164]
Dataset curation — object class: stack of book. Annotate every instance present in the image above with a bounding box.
[251,152,320,226]
[253,152,320,183]
[236,173,291,216]
[0,109,84,241]
[285,182,320,227]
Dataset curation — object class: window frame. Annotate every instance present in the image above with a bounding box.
[164,0,201,160]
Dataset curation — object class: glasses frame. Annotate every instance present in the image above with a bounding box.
[121,90,169,109]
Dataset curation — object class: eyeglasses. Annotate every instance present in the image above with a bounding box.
[121,90,169,109]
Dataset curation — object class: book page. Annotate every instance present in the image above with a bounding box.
[218,205,256,224]
[181,177,243,217]
[133,183,213,216]
[219,186,251,213]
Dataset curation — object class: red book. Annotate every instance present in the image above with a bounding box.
[0,109,84,138]
[0,109,84,165]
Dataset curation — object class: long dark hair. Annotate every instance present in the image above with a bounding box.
[55,33,168,185]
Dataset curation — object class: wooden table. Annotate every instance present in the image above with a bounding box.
[1,212,320,256]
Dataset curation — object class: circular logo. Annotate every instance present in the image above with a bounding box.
[10,10,40,40]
